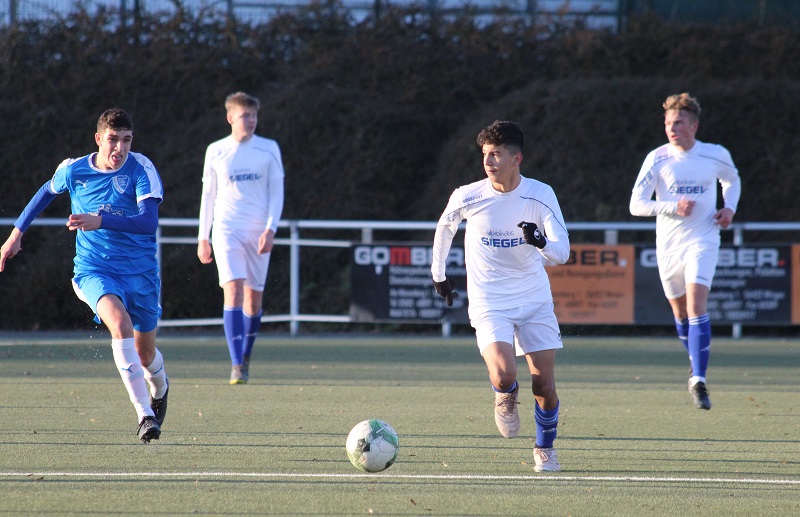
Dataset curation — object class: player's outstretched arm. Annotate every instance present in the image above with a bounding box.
[0,228,24,272]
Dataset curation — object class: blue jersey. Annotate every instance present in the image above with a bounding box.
[49,151,164,276]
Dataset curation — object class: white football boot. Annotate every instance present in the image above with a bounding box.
[533,447,561,472]
[494,388,520,438]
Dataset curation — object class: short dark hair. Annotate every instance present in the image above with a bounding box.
[97,108,133,133]
[476,120,524,153]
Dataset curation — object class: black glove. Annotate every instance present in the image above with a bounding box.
[517,221,547,249]
[433,278,459,307]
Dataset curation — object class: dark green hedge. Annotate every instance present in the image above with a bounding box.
[1,6,798,330]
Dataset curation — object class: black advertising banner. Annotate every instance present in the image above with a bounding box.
[350,244,469,323]
[352,242,795,326]
[634,247,674,325]
[635,244,792,325]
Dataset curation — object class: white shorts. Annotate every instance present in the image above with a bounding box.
[212,227,271,291]
[657,241,718,299]
[471,302,563,357]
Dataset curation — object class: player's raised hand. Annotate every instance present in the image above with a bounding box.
[433,278,459,307]
[517,221,547,249]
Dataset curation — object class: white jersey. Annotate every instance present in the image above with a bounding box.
[198,134,285,239]
[630,140,740,254]
[431,176,570,315]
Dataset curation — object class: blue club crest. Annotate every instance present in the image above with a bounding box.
[112,175,130,194]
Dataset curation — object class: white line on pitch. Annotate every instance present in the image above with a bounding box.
[1,472,798,485]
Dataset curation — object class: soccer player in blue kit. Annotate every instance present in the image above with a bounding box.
[630,93,741,410]
[0,108,170,443]
[431,120,570,472]
[197,92,285,385]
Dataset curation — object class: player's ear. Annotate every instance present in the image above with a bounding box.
[94,133,102,146]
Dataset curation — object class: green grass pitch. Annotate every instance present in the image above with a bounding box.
[0,333,798,516]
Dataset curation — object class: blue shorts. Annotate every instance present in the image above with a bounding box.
[71,270,162,332]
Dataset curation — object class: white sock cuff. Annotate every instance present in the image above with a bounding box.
[144,349,164,374]
[112,338,136,351]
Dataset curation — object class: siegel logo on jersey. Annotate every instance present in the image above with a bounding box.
[228,173,263,183]
[668,182,708,195]
[481,229,524,248]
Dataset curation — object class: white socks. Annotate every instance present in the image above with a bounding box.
[689,375,706,386]
[112,338,153,420]
[143,348,168,399]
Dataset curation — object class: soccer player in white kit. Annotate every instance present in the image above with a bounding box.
[630,93,741,410]
[431,120,570,472]
[197,92,285,385]
[0,108,170,443]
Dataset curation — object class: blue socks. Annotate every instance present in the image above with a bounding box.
[535,401,559,448]
[223,306,244,366]
[674,317,689,352]
[688,314,711,380]
[243,310,262,358]
[491,379,518,393]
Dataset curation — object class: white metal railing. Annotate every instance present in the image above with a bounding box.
[3,0,623,28]
[3,218,799,336]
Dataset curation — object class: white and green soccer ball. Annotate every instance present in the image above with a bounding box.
[345,419,399,473]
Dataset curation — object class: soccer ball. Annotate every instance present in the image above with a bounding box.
[345,419,399,473]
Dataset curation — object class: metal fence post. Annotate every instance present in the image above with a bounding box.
[732,223,743,338]
[289,221,300,335]
[156,224,163,312]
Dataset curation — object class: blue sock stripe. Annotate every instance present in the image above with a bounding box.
[535,413,559,426]
[534,402,560,424]
[689,314,710,325]
[491,380,518,393]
